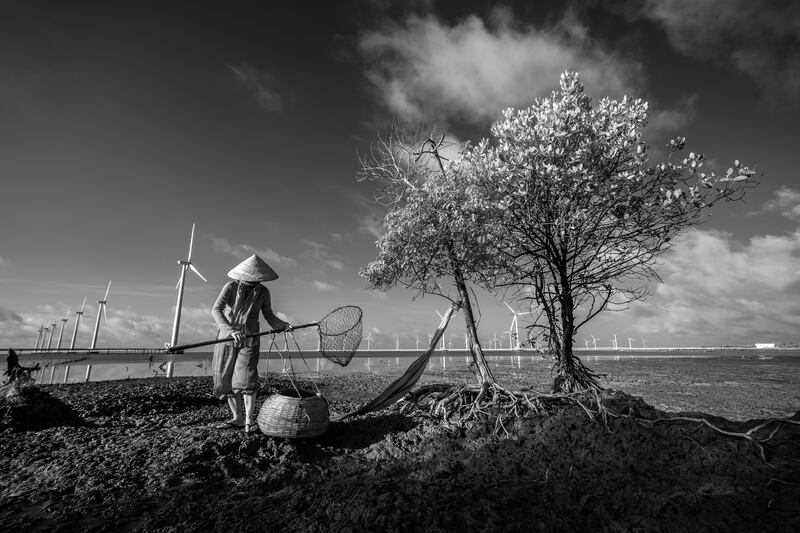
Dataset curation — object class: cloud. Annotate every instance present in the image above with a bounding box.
[301,240,346,270]
[758,186,800,220]
[365,288,389,301]
[645,94,698,144]
[348,191,385,239]
[358,8,644,126]
[628,229,800,343]
[635,0,800,107]
[0,305,23,323]
[325,259,345,270]
[229,64,284,113]
[358,213,384,240]
[209,236,296,268]
[312,280,337,291]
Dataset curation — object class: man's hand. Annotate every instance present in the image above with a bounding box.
[231,331,246,347]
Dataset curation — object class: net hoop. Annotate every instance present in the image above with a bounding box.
[316,305,362,366]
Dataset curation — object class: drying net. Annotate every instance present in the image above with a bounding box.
[316,305,362,366]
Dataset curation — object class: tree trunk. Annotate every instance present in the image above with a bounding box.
[455,279,495,385]
[449,250,495,385]
[553,301,601,392]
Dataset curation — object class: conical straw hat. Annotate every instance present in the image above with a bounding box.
[227,254,279,282]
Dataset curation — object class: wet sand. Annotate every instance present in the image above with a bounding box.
[1,368,799,532]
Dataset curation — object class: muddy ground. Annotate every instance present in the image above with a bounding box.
[1,370,799,532]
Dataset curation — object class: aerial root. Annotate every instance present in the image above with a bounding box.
[568,393,799,464]
[401,383,799,459]
[402,382,605,435]
[612,413,800,464]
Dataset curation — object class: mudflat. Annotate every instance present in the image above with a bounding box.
[1,368,798,532]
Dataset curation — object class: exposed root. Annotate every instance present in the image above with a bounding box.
[400,382,799,462]
[613,414,800,464]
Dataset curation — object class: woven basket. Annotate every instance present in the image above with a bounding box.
[256,389,329,438]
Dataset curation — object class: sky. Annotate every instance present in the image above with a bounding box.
[2,0,800,351]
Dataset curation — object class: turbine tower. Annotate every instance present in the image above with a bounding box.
[504,326,514,350]
[69,297,87,351]
[415,335,420,350]
[35,325,44,351]
[56,309,70,350]
[42,326,50,351]
[364,331,374,351]
[503,302,531,350]
[169,223,207,348]
[90,281,111,350]
[395,335,400,351]
[46,322,56,350]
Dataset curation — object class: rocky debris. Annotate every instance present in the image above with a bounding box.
[0,374,798,532]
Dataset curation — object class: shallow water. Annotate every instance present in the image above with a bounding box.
[18,348,800,421]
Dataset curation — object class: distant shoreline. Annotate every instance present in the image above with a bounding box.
[13,345,800,359]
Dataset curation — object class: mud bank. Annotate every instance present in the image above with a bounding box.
[1,373,799,532]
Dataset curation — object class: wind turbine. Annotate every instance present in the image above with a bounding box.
[169,224,207,349]
[364,331,373,351]
[46,322,56,350]
[492,333,500,350]
[69,297,87,351]
[628,337,636,349]
[503,302,531,350]
[56,309,70,350]
[641,336,647,349]
[591,336,598,350]
[584,339,590,350]
[610,334,618,350]
[90,281,111,350]
[42,326,50,351]
[35,325,44,351]
[504,325,514,350]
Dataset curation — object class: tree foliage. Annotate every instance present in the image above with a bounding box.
[464,72,757,391]
[359,127,501,384]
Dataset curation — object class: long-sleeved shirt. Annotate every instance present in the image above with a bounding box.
[211,281,289,339]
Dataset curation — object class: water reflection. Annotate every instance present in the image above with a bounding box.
[14,349,795,384]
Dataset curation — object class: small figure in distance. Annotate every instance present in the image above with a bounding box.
[4,348,41,385]
[211,254,291,434]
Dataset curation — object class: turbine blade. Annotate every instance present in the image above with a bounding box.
[65,308,71,320]
[176,275,182,290]
[189,264,207,282]
[102,303,108,322]
[188,223,196,261]
[104,280,112,300]
[503,301,515,313]
[80,296,87,312]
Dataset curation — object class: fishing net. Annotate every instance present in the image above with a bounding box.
[316,305,362,366]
